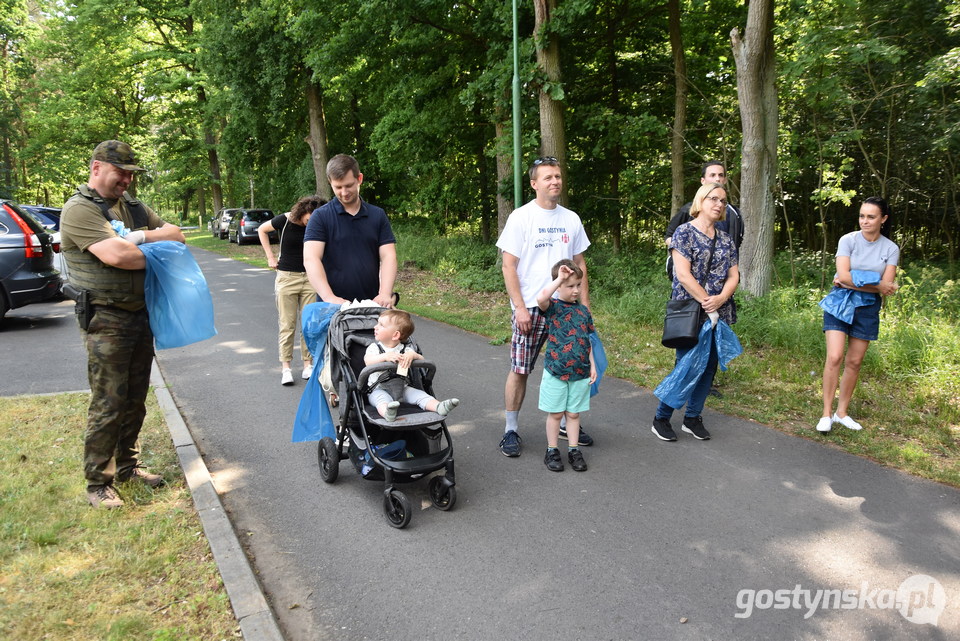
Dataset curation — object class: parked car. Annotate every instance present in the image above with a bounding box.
[0,200,61,323]
[20,205,67,280]
[228,209,275,245]
[20,205,61,231]
[217,208,241,239]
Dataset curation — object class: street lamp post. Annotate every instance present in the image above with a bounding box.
[512,0,522,208]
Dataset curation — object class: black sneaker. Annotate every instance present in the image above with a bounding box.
[499,430,522,457]
[651,418,678,441]
[681,415,711,440]
[544,448,564,472]
[568,448,588,472]
[559,425,594,446]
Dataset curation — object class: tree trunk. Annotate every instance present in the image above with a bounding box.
[495,119,514,236]
[204,127,224,213]
[534,0,567,205]
[731,0,778,296]
[305,80,333,200]
[197,185,206,221]
[668,0,687,217]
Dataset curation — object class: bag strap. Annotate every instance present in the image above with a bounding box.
[277,213,288,262]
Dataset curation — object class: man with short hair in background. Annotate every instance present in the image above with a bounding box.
[60,140,185,508]
[665,160,745,252]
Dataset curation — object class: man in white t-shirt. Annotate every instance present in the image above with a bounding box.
[495,157,591,457]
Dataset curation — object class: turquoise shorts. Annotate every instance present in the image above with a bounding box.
[538,371,591,414]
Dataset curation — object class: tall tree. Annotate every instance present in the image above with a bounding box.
[731,0,778,295]
[668,0,687,218]
[534,0,567,203]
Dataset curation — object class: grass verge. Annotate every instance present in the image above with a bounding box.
[187,229,960,488]
[0,392,239,641]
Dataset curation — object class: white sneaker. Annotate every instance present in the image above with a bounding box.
[815,417,833,433]
[832,413,863,431]
[281,368,294,386]
[302,364,314,380]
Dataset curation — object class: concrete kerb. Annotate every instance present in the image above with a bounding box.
[151,362,285,641]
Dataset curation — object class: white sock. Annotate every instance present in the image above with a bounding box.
[384,401,400,422]
[505,410,519,433]
[437,398,459,416]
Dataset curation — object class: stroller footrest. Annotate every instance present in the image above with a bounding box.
[363,404,445,429]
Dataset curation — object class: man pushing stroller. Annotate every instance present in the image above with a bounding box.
[365,309,460,422]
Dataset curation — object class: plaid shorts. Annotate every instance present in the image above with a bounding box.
[510,306,549,375]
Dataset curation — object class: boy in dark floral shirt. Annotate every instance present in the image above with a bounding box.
[536,259,597,472]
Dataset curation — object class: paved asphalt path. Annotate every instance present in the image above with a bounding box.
[3,246,958,640]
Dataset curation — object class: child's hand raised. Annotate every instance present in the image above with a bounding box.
[557,264,574,279]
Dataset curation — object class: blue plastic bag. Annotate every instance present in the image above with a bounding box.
[654,320,742,409]
[589,331,607,397]
[818,270,880,323]
[292,302,340,442]
[140,241,217,349]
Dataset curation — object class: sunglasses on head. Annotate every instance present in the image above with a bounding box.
[532,156,558,166]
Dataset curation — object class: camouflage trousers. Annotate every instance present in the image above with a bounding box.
[81,306,154,490]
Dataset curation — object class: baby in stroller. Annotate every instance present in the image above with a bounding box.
[365,309,459,421]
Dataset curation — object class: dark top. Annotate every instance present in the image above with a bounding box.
[303,198,396,302]
[271,214,307,273]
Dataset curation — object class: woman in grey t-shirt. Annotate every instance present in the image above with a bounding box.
[816,197,900,433]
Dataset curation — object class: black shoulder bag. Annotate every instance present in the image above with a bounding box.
[661,234,716,349]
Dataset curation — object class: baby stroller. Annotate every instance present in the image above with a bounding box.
[317,304,457,528]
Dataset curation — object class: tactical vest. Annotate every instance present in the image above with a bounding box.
[64,188,150,310]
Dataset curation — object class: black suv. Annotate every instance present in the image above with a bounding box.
[0,200,61,323]
[228,209,275,245]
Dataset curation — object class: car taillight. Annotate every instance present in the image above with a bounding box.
[6,206,44,258]
[52,241,62,253]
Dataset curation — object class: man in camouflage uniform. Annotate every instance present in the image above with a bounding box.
[60,140,185,508]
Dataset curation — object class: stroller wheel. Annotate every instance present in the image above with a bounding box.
[318,437,339,483]
[428,476,457,511]
[383,490,412,529]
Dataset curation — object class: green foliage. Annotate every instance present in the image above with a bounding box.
[3,0,959,264]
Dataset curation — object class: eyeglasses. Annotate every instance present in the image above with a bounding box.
[532,156,558,166]
[705,195,728,206]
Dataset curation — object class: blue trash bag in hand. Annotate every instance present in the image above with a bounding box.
[589,331,607,397]
[654,320,742,409]
[140,241,217,350]
[292,302,340,442]
[818,270,881,323]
